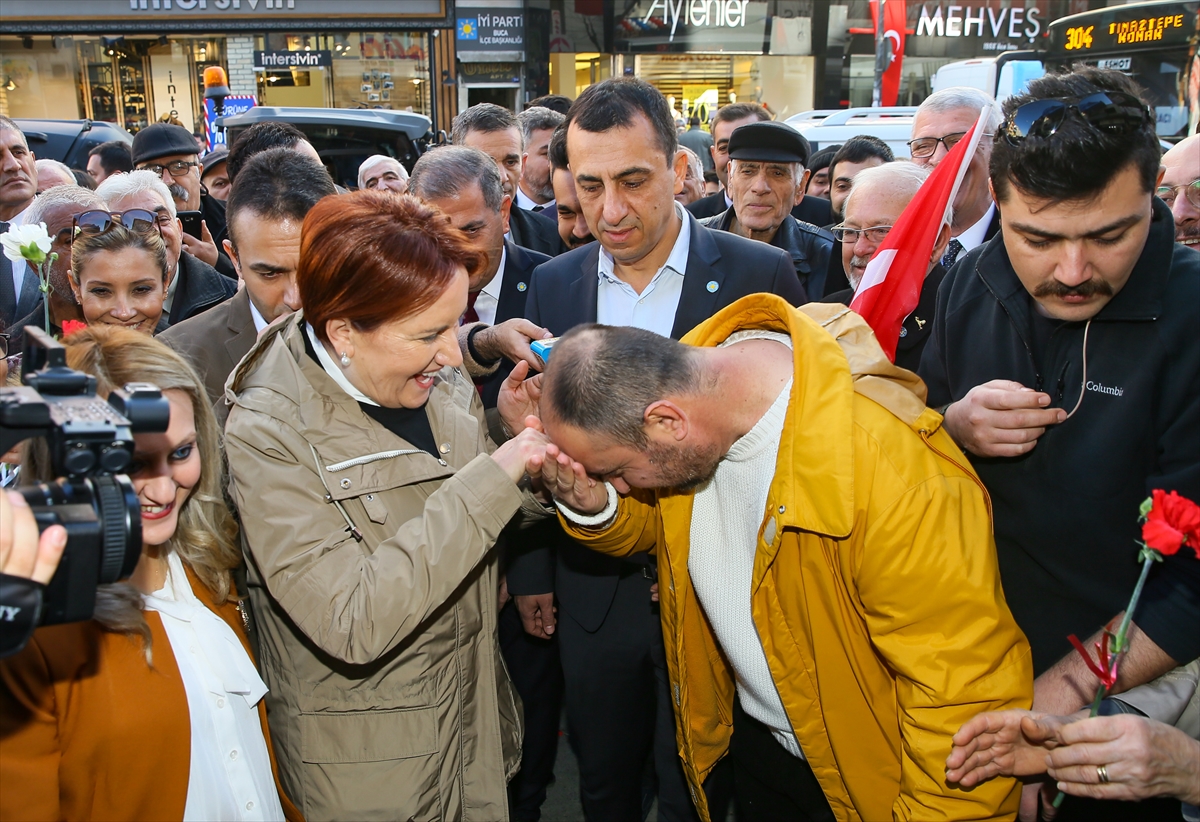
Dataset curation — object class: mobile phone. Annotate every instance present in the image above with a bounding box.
[177,211,203,239]
[531,337,558,364]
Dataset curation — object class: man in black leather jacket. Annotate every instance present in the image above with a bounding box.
[699,121,834,297]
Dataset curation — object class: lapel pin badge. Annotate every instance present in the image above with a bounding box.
[706,280,719,293]
[517,282,527,292]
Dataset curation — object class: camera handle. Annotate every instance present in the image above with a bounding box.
[0,573,44,658]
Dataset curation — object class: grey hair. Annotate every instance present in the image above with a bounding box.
[451,103,522,148]
[680,147,703,182]
[915,86,1003,133]
[408,145,505,213]
[96,169,176,219]
[35,158,77,188]
[844,161,933,219]
[0,115,26,145]
[25,183,105,224]
[517,106,566,146]
[357,154,408,189]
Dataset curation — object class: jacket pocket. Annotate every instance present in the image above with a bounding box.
[299,707,438,763]
[299,708,442,821]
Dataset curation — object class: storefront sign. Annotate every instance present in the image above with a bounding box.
[914,3,1042,42]
[457,62,521,85]
[149,51,197,131]
[3,0,447,31]
[254,50,332,69]
[615,0,769,53]
[456,8,525,50]
[204,95,256,151]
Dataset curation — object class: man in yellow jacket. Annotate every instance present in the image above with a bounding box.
[526,294,1034,821]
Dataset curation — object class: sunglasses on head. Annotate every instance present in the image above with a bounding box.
[72,209,164,242]
[1001,91,1151,146]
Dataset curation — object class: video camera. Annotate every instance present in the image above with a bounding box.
[0,328,169,651]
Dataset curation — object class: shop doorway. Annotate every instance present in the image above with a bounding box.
[464,85,519,111]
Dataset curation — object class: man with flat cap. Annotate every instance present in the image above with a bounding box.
[131,122,235,278]
[700,121,835,297]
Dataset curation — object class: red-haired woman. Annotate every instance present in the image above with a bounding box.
[223,191,551,822]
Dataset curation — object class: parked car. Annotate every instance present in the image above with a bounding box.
[215,106,433,190]
[14,119,133,169]
[784,107,917,157]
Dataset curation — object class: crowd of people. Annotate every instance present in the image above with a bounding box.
[0,63,1197,822]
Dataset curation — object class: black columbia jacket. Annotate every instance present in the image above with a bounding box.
[919,199,1200,674]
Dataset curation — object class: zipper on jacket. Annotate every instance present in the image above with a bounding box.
[974,257,1043,392]
[918,429,994,526]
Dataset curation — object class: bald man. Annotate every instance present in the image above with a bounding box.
[1159,133,1199,249]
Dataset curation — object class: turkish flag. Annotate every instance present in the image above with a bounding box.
[849,107,990,362]
[877,0,907,106]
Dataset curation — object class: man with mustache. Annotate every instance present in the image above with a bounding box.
[918,67,1200,821]
[131,122,234,279]
[1158,133,1199,250]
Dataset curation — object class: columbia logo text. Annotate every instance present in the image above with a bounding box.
[1086,381,1124,397]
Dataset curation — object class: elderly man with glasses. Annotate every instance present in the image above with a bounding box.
[918,67,1200,821]
[131,122,235,279]
[823,162,947,373]
[909,87,1002,270]
[1158,133,1199,250]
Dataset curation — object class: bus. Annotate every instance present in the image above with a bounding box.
[1039,0,1198,139]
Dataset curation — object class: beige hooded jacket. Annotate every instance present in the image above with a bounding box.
[224,313,546,822]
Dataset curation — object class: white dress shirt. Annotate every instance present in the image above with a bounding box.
[473,245,506,327]
[249,299,269,334]
[7,202,32,298]
[143,551,285,822]
[595,202,691,337]
[954,202,996,252]
[515,187,554,214]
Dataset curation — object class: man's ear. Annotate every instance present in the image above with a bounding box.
[223,238,243,282]
[499,194,513,235]
[644,400,688,442]
[672,150,688,197]
[795,167,811,206]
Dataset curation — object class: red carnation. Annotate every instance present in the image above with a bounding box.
[1142,489,1200,559]
[60,320,87,337]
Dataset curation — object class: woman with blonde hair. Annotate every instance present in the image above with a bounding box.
[69,212,169,335]
[0,326,300,822]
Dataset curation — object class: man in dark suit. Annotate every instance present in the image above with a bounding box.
[0,117,42,328]
[821,162,949,373]
[910,87,1003,269]
[408,146,561,822]
[160,149,336,413]
[452,103,567,258]
[508,78,805,822]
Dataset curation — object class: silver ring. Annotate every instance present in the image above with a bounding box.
[1097,764,1110,784]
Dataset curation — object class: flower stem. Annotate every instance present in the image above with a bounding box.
[1052,554,1157,809]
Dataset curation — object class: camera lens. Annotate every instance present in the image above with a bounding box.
[19,475,143,625]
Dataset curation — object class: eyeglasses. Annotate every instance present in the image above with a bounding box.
[1001,91,1151,146]
[831,224,893,244]
[72,209,164,242]
[1156,179,1200,209]
[138,160,199,177]
[908,131,965,159]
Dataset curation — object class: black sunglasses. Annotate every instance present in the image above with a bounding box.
[1002,91,1151,146]
[72,209,164,242]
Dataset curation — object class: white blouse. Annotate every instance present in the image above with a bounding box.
[143,551,285,822]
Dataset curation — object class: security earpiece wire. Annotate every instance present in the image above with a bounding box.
[1063,319,1092,420]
